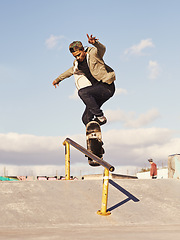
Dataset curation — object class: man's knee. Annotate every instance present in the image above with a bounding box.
[78,88,88,99]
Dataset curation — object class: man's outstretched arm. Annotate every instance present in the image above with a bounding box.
[52,66,74,88]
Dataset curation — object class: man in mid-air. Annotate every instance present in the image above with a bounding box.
[52,34,116,126]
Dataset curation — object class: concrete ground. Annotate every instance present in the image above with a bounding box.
[0,179,180,239]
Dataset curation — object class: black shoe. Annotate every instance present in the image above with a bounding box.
[88,158,100,167]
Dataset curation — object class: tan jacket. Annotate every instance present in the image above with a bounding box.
[55,41,116,85]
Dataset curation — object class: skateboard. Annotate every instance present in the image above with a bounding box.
[86,121,104,166]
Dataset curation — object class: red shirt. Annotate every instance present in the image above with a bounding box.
[150,163,157,176]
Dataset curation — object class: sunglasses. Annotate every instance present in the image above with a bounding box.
[74,53,81,58]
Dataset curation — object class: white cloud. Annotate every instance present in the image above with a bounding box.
[125,108,160,128]
[115,88,128,95]
[103,128,171,148]
[124,39,154,56]
[45,35,66,49]
[69,89,79,100]
[0,133,60,152]
[105,108,160,127]
[103,127,178,166]
[0,132,85,153]
[0,128,179,175]
[105,109,130,123]
[148,60,160,79]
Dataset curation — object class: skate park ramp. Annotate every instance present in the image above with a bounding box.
[0,179,180,239]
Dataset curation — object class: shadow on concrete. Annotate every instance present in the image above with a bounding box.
[107,180,140,212]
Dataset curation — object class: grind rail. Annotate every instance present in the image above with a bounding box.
[63,137,115,215]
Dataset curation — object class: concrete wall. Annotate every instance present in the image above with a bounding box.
[137,168,168,179]
[168,154,180,179]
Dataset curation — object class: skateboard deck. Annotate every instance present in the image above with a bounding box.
[86,121,104,166]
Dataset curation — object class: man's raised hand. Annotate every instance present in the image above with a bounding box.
[87,34,99,44]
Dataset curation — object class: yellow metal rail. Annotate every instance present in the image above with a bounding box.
[63,137,115,215]
[97,168,111,216]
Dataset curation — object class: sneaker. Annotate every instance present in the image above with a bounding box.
[88,158,100,167]
[94,116,107,126]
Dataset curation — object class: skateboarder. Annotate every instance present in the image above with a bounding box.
[52,34,116,126]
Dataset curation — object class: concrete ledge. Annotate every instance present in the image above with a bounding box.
[82,173,138,180]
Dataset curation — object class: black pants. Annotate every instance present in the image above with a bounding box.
[78,82,115,125]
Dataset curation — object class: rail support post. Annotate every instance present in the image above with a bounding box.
[97,168,111,216]
[63,141,70,180]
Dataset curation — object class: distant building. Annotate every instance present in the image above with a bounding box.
[168,154,180,179]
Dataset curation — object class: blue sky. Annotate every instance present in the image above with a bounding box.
[0,0,180,176]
